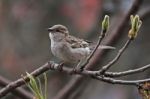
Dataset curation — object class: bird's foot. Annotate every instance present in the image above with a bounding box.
[69,67,83,75]
[57,62,64,71]
[69,67,76,75]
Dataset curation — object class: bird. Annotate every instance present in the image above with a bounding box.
[48,24,115,65]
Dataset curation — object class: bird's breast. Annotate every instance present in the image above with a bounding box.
[50,41,91,64]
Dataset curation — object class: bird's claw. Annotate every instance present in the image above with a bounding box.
[57,62,64,71]
[69,67,83,75]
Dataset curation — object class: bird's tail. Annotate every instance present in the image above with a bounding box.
[98,45,116,50]
[90,45,115,50]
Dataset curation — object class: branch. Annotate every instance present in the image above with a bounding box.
[0,62,51,98]
[50,63,150,86]
[0,75,33,99]
[80,34,104,70]
[46,63,150,86]
[95,38,132,75]
[80,15,109,70]
[0,61,150,98]
[105,64,150,77]
[93,76,150,86]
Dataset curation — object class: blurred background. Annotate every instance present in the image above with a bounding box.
[0,0,150,99]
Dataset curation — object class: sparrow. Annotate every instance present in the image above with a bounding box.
[48,24,115,64]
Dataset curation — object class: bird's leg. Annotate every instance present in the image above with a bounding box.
[75,61,82,71]
[73,59,86,73]
[79,59,88,71]
[69,61,82,74]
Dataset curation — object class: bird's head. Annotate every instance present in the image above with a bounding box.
[48,24,69,35]
[48,24,69,41]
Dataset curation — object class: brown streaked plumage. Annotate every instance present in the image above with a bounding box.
[48,24,115,64]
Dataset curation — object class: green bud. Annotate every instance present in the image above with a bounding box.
[101,15,109,35]
[128,15,142,39]
[132,15,139,32]
[130,15,134,24]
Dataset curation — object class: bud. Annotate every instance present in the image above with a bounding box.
[128,15,142,39]
[139,82,150,99]
[101,15,110,36]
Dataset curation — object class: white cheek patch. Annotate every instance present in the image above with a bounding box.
[49,33,52,38]
[49,33,55,48]
[98,45,116,50]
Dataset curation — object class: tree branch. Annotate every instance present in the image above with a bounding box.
[105,64,150,78]
[80,34,104,70]
[95,38,132,75]
[0,62,51,98]
[0,75,33,99]
[0,61,150,98]
[93,76,150,86]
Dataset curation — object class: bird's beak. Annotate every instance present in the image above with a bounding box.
[47,28,53,32]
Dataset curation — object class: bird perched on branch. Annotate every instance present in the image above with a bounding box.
[48,24,115,65]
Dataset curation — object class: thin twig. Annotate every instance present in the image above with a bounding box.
[105,64,150,78]
[95,39,132,75]
[93,76,150,86]
[80,33,105,70]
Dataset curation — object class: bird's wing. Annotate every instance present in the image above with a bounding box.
[65,35,89,48]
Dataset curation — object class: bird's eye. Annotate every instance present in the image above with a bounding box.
[56,29,66,33]
[56,29,60,32]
